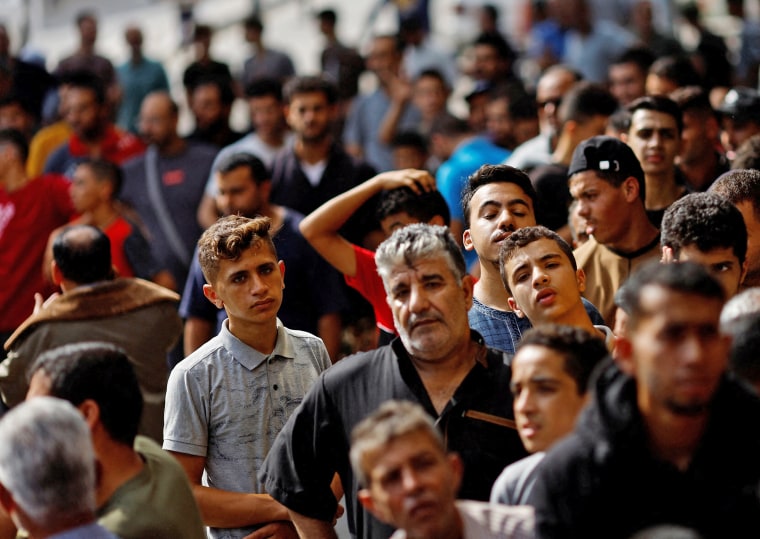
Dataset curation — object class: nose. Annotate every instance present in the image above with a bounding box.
[496,209,515,231]
[408,284,430,314]
[249,274,268,296]
[514,389,536,416]
[400,465,423,494]
[532,267,549,288]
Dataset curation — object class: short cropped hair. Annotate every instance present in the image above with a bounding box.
[648,55,703,89]
[0,127,29,162]
[28,342,143,447]
[723,312,760,388]
[61,70,106,105]
[376,187,451,226]
[612,47,655,73]
[731,136,760,171]
[0,398,96,525]
[193,77,236,106]
[198,215,277,284]
[52,225,114,284]
[461,164,537,228]
[618,261,725,330]
[391,130,427,152]
[499,225,577,294]
[557,81,618,127]
[516,324,609,394]
[720,287,760,330]
[244,77,283,101]
[661,192,747,264]
[627,95,683,134]
[375,224,465,289]
[215,152,269,185]
[710,169,760,221]
[77,158,123,198]
[283,75,338,105]
[670,85,717,121]
[350,400,442,487]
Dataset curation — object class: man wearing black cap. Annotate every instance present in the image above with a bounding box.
[717,87,760,157]
[568,135,660,326]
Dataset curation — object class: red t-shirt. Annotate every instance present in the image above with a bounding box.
[68,125,145,164]
[345,245,396,335]
[0,174,75,332]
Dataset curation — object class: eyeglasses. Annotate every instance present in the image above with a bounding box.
[537,97,562,109]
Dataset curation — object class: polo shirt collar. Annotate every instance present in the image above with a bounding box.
[219,318,295,371]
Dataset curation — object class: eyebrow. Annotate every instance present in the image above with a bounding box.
[510,253,562,281]
[479,198,532,211]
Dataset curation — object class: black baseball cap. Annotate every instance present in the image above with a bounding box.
[568,135,644,184]
[717,87,760,125]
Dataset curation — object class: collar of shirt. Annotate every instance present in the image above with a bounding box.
[219,318,296,370]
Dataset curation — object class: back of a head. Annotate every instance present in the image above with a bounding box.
[52,225,114,284]
[460,164,537,228]
[619,261,725,328]
[558,81,618,127]
[283,75,338,105]
[720,287,760,329]
[732,135,760,171]
[376,187,451,227]
[350,400,443,488]
[710,169,760,217]
[612,47,656,74]
[29,342,143,447]
[723,311,760,390]
[244,77,283,102]
[661,192,747,264]
[648,55,703,89]
[216,152,269,185]
[516,324,609,394]
[429,114,470,138]
[0,397,96,526]
[670,85,715,119]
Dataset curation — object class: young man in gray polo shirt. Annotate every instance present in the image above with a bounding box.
[163,215,331,539]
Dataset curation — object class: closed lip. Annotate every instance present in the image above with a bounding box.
[535,288,556,304]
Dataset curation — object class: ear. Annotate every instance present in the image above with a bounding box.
[614,336,635,374]
[461,274,474,310]
[77,399,101,431]
[462,228,474,251]
[575,267,586,293]
[203,284,224,309]
[661,245,676,264]
[428,215,445,227]
[564,119,579,137]
[51,260,64,287]
[448,453,463,494]
[259,179,273,203]
[622,176,640,203]
[278,260,286,289]
[0,483,15,515]
[739,258,748,287]
[508,296,525,318]
[357,488,375,514]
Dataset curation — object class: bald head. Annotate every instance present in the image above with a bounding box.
[139,91,179,148]
[53,225,113,286]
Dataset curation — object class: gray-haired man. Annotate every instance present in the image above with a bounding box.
[260,224,527,539]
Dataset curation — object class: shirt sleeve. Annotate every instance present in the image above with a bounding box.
[123,223,162,280]
[163,363,211,457]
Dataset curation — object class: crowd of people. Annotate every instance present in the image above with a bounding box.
[1,0,760,538]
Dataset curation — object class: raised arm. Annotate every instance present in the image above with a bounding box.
[299,169,436,277]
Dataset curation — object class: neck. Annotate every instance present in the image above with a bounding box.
[93,434,144,508]
[551,133,578,166]
[259,128,286,147]
[157,135,185,156]
[641,401,709,472]
[678,153,717,191]
[83,203,119,229]
[0,165,30,192]
[295,137,331,164]
[606,211,659,254]
[473,261,511,311]
[411,334,478,414]
[229,317,279,354]
[644,172,682,210]
[27,512,97,539]
[130,51,143,64]
[551,304,598,334]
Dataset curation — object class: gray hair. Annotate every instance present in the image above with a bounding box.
[0,397,96,526]
[375,224,466,291]
[350,400,444,488]
[720,287,760,333]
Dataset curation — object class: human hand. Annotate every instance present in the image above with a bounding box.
[374,169,436,194]
[243,521,298,539]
